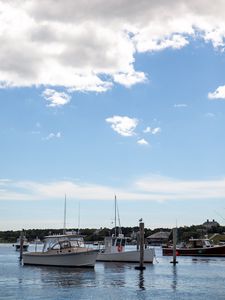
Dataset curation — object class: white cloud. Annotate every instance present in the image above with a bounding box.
[143,126,161,134]
[106,116,138,137]
[113,70,147,87]
[205,112,215,118]
[1,1,225,92]
[0,179,11,184]
[174,104,188,108]
[208,85,225,100]
[135,33,189,53]
[134,176,225,201]
[143,126,151,133]
[0,176,225,202]
[151,127,161,134]
[43,132,61,140]
[42,89,71,107]
[137,138,149,145]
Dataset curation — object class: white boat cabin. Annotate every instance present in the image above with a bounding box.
[187,238,212,248]
[103,234,127,254]
[42,234,85,253]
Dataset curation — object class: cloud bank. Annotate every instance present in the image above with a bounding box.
[1,0,225,92]
[0,176,225,202]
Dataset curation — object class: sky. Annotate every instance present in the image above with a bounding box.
[1,0,225,231]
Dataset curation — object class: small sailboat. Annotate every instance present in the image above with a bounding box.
[97,195,155,263]
[23,195,98,267]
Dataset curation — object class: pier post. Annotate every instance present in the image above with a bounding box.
[19,229,24,261]
[135,222,146,270]
[170,227,178,265]
[136,231,140,250]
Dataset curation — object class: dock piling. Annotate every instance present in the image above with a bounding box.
[135,221,146,270]
[170,227,178,265]
[19,229,24,261]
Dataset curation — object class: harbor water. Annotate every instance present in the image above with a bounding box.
[1,244,225,299]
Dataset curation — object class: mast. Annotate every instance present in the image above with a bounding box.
[114,195,117,237]
[78,201,80,235]
[117,198,122,234]
[114,195,122,236]
[63,194,67,234]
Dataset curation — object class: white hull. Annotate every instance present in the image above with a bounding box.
[97,248,154,263]
[23,249,98,267]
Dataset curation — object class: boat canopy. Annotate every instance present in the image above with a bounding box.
[42,234,85,252]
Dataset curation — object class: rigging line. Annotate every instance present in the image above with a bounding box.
[214,210,225,222]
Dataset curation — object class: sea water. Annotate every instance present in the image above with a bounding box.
[1,244,225,299]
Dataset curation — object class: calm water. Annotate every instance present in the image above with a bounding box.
[1,244,225,299]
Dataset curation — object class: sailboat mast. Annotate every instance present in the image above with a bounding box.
[115,195,117,237]
[63,194,67,234]
[78,201,80,235]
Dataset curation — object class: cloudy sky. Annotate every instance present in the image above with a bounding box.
[1,0,225,230]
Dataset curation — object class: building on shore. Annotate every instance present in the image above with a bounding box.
[202,219,220,230]
[146,231,171,246]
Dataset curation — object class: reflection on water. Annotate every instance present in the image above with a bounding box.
[102,262,127,288]
[138,270,145,290]
[171,265,177,291]
[24,265,96,288]
[192,258,211,263]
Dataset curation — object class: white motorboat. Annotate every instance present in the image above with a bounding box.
[23,233,98,267]
[13,237,29,252]
[97,234,155,263]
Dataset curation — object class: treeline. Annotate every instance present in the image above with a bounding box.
[1,224,225,243]
[0,226,168,243]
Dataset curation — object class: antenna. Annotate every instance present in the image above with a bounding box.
[63,194,67,234]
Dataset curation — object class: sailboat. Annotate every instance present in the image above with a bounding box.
[23,195,98,267]
[97,195,155,263]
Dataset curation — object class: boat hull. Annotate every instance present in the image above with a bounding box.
[23,249,98,267]
[97,248,155,263]
[162,245,225,257]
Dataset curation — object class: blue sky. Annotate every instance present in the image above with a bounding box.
[1,1,225,230]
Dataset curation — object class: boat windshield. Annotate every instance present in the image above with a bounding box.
[51,240,71,250]
[204,240,212,247]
